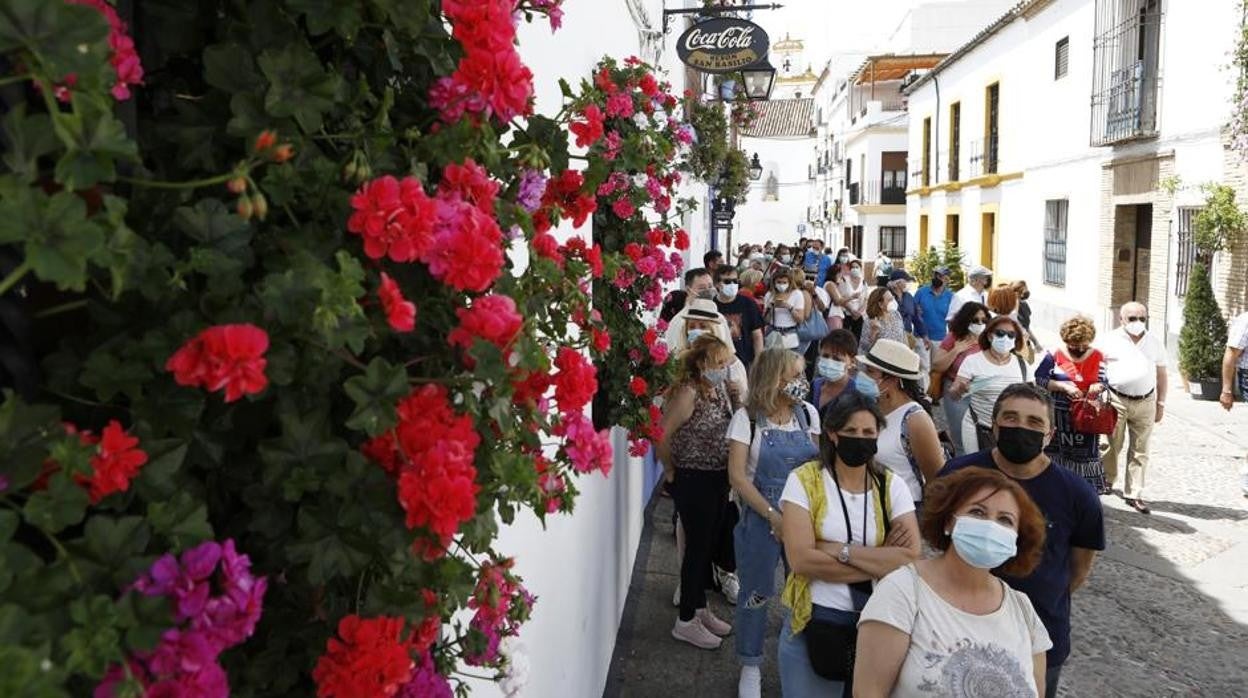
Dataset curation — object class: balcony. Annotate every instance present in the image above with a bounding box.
[850,180,907,207]
[1089,0,1161,146]
[848,182,860,205]
[1091,61,1158,145]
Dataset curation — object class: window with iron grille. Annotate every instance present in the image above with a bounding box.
[1055,37,1069,79]
[879,226,907,260]
[1044,199,1068,286]
[985,83,1000,174]
[949,102,961,181]
[922,117,932,186]
[1175,207,1201,297]
[1090,0,1161,146]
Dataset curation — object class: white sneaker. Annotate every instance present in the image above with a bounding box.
[672,581,681,608]
[715,566,739,606]
[738,665,762,698]
[696,607,732,636]
[671,617,722,650]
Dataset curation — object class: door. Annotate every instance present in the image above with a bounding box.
[919,215,929,252]
[1131,204,1152,303]
[946,214,960,246]
[981,212,996,268]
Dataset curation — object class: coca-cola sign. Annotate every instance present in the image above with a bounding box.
[677,17,770,74]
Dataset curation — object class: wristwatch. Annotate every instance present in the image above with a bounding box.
[837,543,851,564]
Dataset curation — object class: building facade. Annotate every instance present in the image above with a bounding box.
[904,0,1248,357]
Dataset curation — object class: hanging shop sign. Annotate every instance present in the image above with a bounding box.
[676,17,770,74]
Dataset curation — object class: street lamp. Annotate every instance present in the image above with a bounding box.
[749,153,763,181]
[741,57,777,101]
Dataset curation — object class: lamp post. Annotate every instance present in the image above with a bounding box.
[741,57,777,101]
[748,153,763,181]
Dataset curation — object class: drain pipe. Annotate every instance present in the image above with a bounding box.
[933,73,941,184]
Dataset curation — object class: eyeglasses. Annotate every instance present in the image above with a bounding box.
[1125,316,1146,323]
[992,330,1017,340]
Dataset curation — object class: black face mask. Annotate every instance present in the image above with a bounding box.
[1021,291,1031,300]
[1067,347,1087,359]
[835,436,878,468]
[996,426,1046,464]
[932,276,944,289]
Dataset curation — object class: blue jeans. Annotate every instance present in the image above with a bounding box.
[733,498,784,665]
[943,392,971,456]
[778,607,857,697]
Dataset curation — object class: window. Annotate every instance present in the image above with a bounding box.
[949,102,961,181]
[879,226,907,259]
[918,215,929,252]
[1175,207,1201,297]
[921,117,932,186]
[1090,0,1161,145]
[1044,199,1069,286]
[1055,37,1070,79]
[945,214,960,245]
[984,83,1000,174]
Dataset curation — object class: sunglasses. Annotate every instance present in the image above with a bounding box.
[1125,316,1146,323]
[992,330,1017,340]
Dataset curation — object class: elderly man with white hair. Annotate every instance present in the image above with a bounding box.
[945,264,993,326]
[1099,301,1168,513]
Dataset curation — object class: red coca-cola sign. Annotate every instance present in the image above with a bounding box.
[677,17,770,74]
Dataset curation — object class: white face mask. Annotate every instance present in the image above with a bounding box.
[703,367,728,385]
[816,358,847,382]
[991,335,1015,354]
[719,282,739,299]
[774,283,790,293]
[850,268,863,280]
[887,300,899,313]
[968,322,987,336]
[780,254,792,264]
[687,329,707,344]
[1125,320,1146,337]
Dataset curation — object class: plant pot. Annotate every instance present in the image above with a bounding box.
[1188,378,1223,401]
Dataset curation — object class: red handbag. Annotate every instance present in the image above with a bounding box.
[1071,397,1117,435]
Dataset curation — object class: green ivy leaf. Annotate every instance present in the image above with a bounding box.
[258,42,342,132]
[81,516,150,568]
[60,595,123,678]
[147,492,213,552]
[287,506,371,585]
[0,0,108,84]
[1,105,57,183]
[22,473,89,534]
[203,42,264,94]
[0,189,105,291]
[80,349,153,402]
[258,403,348,500]
[287,0,364,38]
[131,439,188,500]
[52,101,138,190]
[0,392,60,490]
[342,358,409,436]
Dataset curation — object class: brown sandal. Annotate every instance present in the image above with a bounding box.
[1126,498,1151,514]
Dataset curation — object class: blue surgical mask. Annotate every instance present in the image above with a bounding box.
[720,282,739,299]
[991,335,1015,354]
[950,516,1018,569]
[854,371,880,401]
[817,358,847,382]
[703,367,728,385]
[687,329,707,344]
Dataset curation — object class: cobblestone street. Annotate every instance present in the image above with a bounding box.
[606,366,1248,697]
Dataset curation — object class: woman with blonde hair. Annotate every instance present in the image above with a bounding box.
[727,348,820,697]
[660,334,738,649]
[1034,316,1110,493]
[860,287,907,353]
[740,268,765,313]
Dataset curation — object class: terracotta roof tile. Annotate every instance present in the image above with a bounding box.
[741,98,814,138]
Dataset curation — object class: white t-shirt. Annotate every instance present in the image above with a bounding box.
[875,402,924,503]
[780,468,914,610]
[1099,328,1166,396]
[764,291,806,329]
[957,352,1029,427]
[822,282,845,319]
[812,285,834,320]
[860,565,1052,698]
[1230,312,1248,370]
[727,403,820,481]
[946,285,986,322]
[838,277,867,315]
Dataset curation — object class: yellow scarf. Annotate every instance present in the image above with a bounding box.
[781,461,891,635]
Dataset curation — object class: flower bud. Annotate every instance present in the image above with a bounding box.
[226,177,247,194]
[236,195,254,220]
[252,193,269,221]
[253,130,277,153]
[272,144,294,163]
[342,159,358,183]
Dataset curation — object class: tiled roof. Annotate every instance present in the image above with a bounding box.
[741,98,815,138]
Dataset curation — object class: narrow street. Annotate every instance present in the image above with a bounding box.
[606,361,1248,697]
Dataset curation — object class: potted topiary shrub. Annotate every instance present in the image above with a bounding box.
[1178,263,1229,400]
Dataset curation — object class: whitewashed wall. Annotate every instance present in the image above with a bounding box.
[736,135,816,249]
[462,3,691,697]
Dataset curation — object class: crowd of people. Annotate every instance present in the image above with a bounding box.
[651,237,1248,698]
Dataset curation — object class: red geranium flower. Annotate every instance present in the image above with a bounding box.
[591,327,611,353]
[552,347,597,415]
[438,158,500,214]
[378,273,416,332]
[166,324,269,403]
[570,105,605,148]
[673,229,690,250]
[532,231,565,267]
[629,377,649,397]
[347,176,437,263]
[611,198,635,219]
[448,294,524,353]
[425,199,504,292]
[312,615,414,698]
[65,420,148,503]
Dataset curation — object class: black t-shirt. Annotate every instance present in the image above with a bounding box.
[715,294,764,368]
[659,290,687,324]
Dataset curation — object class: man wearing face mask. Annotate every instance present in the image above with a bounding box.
[887,270,926,350]
[1098,302,1168,514]
[945,265,993,327]
[939,383,1105,698]
[713,267,765,371]
[660,267,714,324]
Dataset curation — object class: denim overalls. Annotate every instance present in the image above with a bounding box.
[733,403,820,666]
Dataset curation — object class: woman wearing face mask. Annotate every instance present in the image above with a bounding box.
[932,302,989,456]
[837,259,868,341]
[987,284,1033,363]
[659,334,738,649]
[860,287,907,354]
[776,392,919,696]
[857,340,945,510]
[854,468,1051,697]
[812,330,860,410]
[764,270,806,352]
[949,315,1031,452]
[727,348,820,698]
[674,299,749,409]
[1034,317,1110,493]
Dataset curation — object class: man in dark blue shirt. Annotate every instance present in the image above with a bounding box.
[939,383,1104,698]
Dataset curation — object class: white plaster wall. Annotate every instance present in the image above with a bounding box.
[736,135,817,248]
[460,4,686,697]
